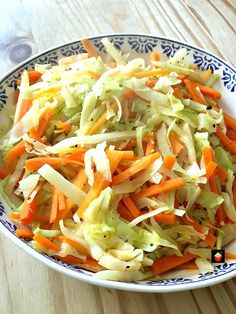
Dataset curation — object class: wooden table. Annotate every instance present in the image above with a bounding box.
[1,1,236,313]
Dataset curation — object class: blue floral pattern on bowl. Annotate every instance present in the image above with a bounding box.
[0,34,236,292]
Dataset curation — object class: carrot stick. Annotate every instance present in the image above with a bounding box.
[216,165,228,183]
[145,140,155,156]
[14,88,20,104]
[16,229,34,239]
[224,112,236,131]
[198,84,221,99]
[54,236,89,256]
[205,161,217,179]
[17,99,33,122]
[117,203,134,222]
[225,253,236,259]
[76,173,109,218]
[163,155,176,170]
[20,196,38,225]
[106,150,126,174]
[122,196,141,218]
[33,234,61,252]
[227,130,236,141]
[151,253,196,276]
[54,121,72,134]
[145,79,157,88]
[184,79,206,104]
[81,38,98,58]
[17,70,42,86]
[58,192,66,211]
[9,212,20,220]
[86,103,117,135]
[56,254,83,265]
[204,230,217,248]
[25,157,84,171]
[124,89,136,100]
[202,146,214,166]
[175,261,198,270]
[177,74,187,81]
[154,213,176,225]
[130,69,170,78]
[0,168,7,179]
[149,52,160,63]
[50,186,59,224]
[29,127,42,142]
[169,132,184,155]
[134,178,185,200]
[112,152,160,185]
[199,69,212,84]
[215,126,236,155]
[87,70,101,79]
[37,107,54,137]
[4,140,25,164]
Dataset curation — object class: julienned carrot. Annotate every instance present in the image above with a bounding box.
[205,161,217,179]
[163,155,176,170]
[0,168,7,179]
[29,127,42,142]
[181,215,216,247]
[224,112,236,131]
[225,253,236,259]
[215,126,236,155]
[149,52,160,63]
[198,84,221,99]
[112,152,160,185]
[33,234,61,252]
[17,99,33,122]
[58,192,66,211]
[175,261,198,270]
[122,196,141,218]
[54,121,72,134]
[81,38,98,58]
[4,140,25,164]
[145,140,155,156]
[76,173,109,218]
[134,178,185,200]
[124,89,136,100]
[25,157,84,171]
[17,70,42,86]
[50,186,59,224]
[9,212,20,220]
[106,150,126,174]
[169,132,184,155]
[56,254,83,265]
[16,229,34,239]
[209,171,226,224]
[130,69,170,78]
[20,196,37,225]
[117,203,134,222]
[145,79,157,88]
[202,146,214,166]
[227,130,236,141]
[184,79,206,105]
[86,103,117,135]
[37,107,54,137]
[87,70,101,79]
[177,74,187,81]
[151,253,196,276]
[55,236,90,256]
[199,69,212,84]
[154,214,176,225]
[216,165,228,183]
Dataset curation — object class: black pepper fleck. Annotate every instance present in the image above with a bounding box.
[126,266,130,269]
[213,124,216,128]
[150,243,154,247]
[206,105,212,110]
[13,81,18,90]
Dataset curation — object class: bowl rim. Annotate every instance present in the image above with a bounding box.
[0,33,236,293]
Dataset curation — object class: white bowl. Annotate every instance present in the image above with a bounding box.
[0,34,236,292]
